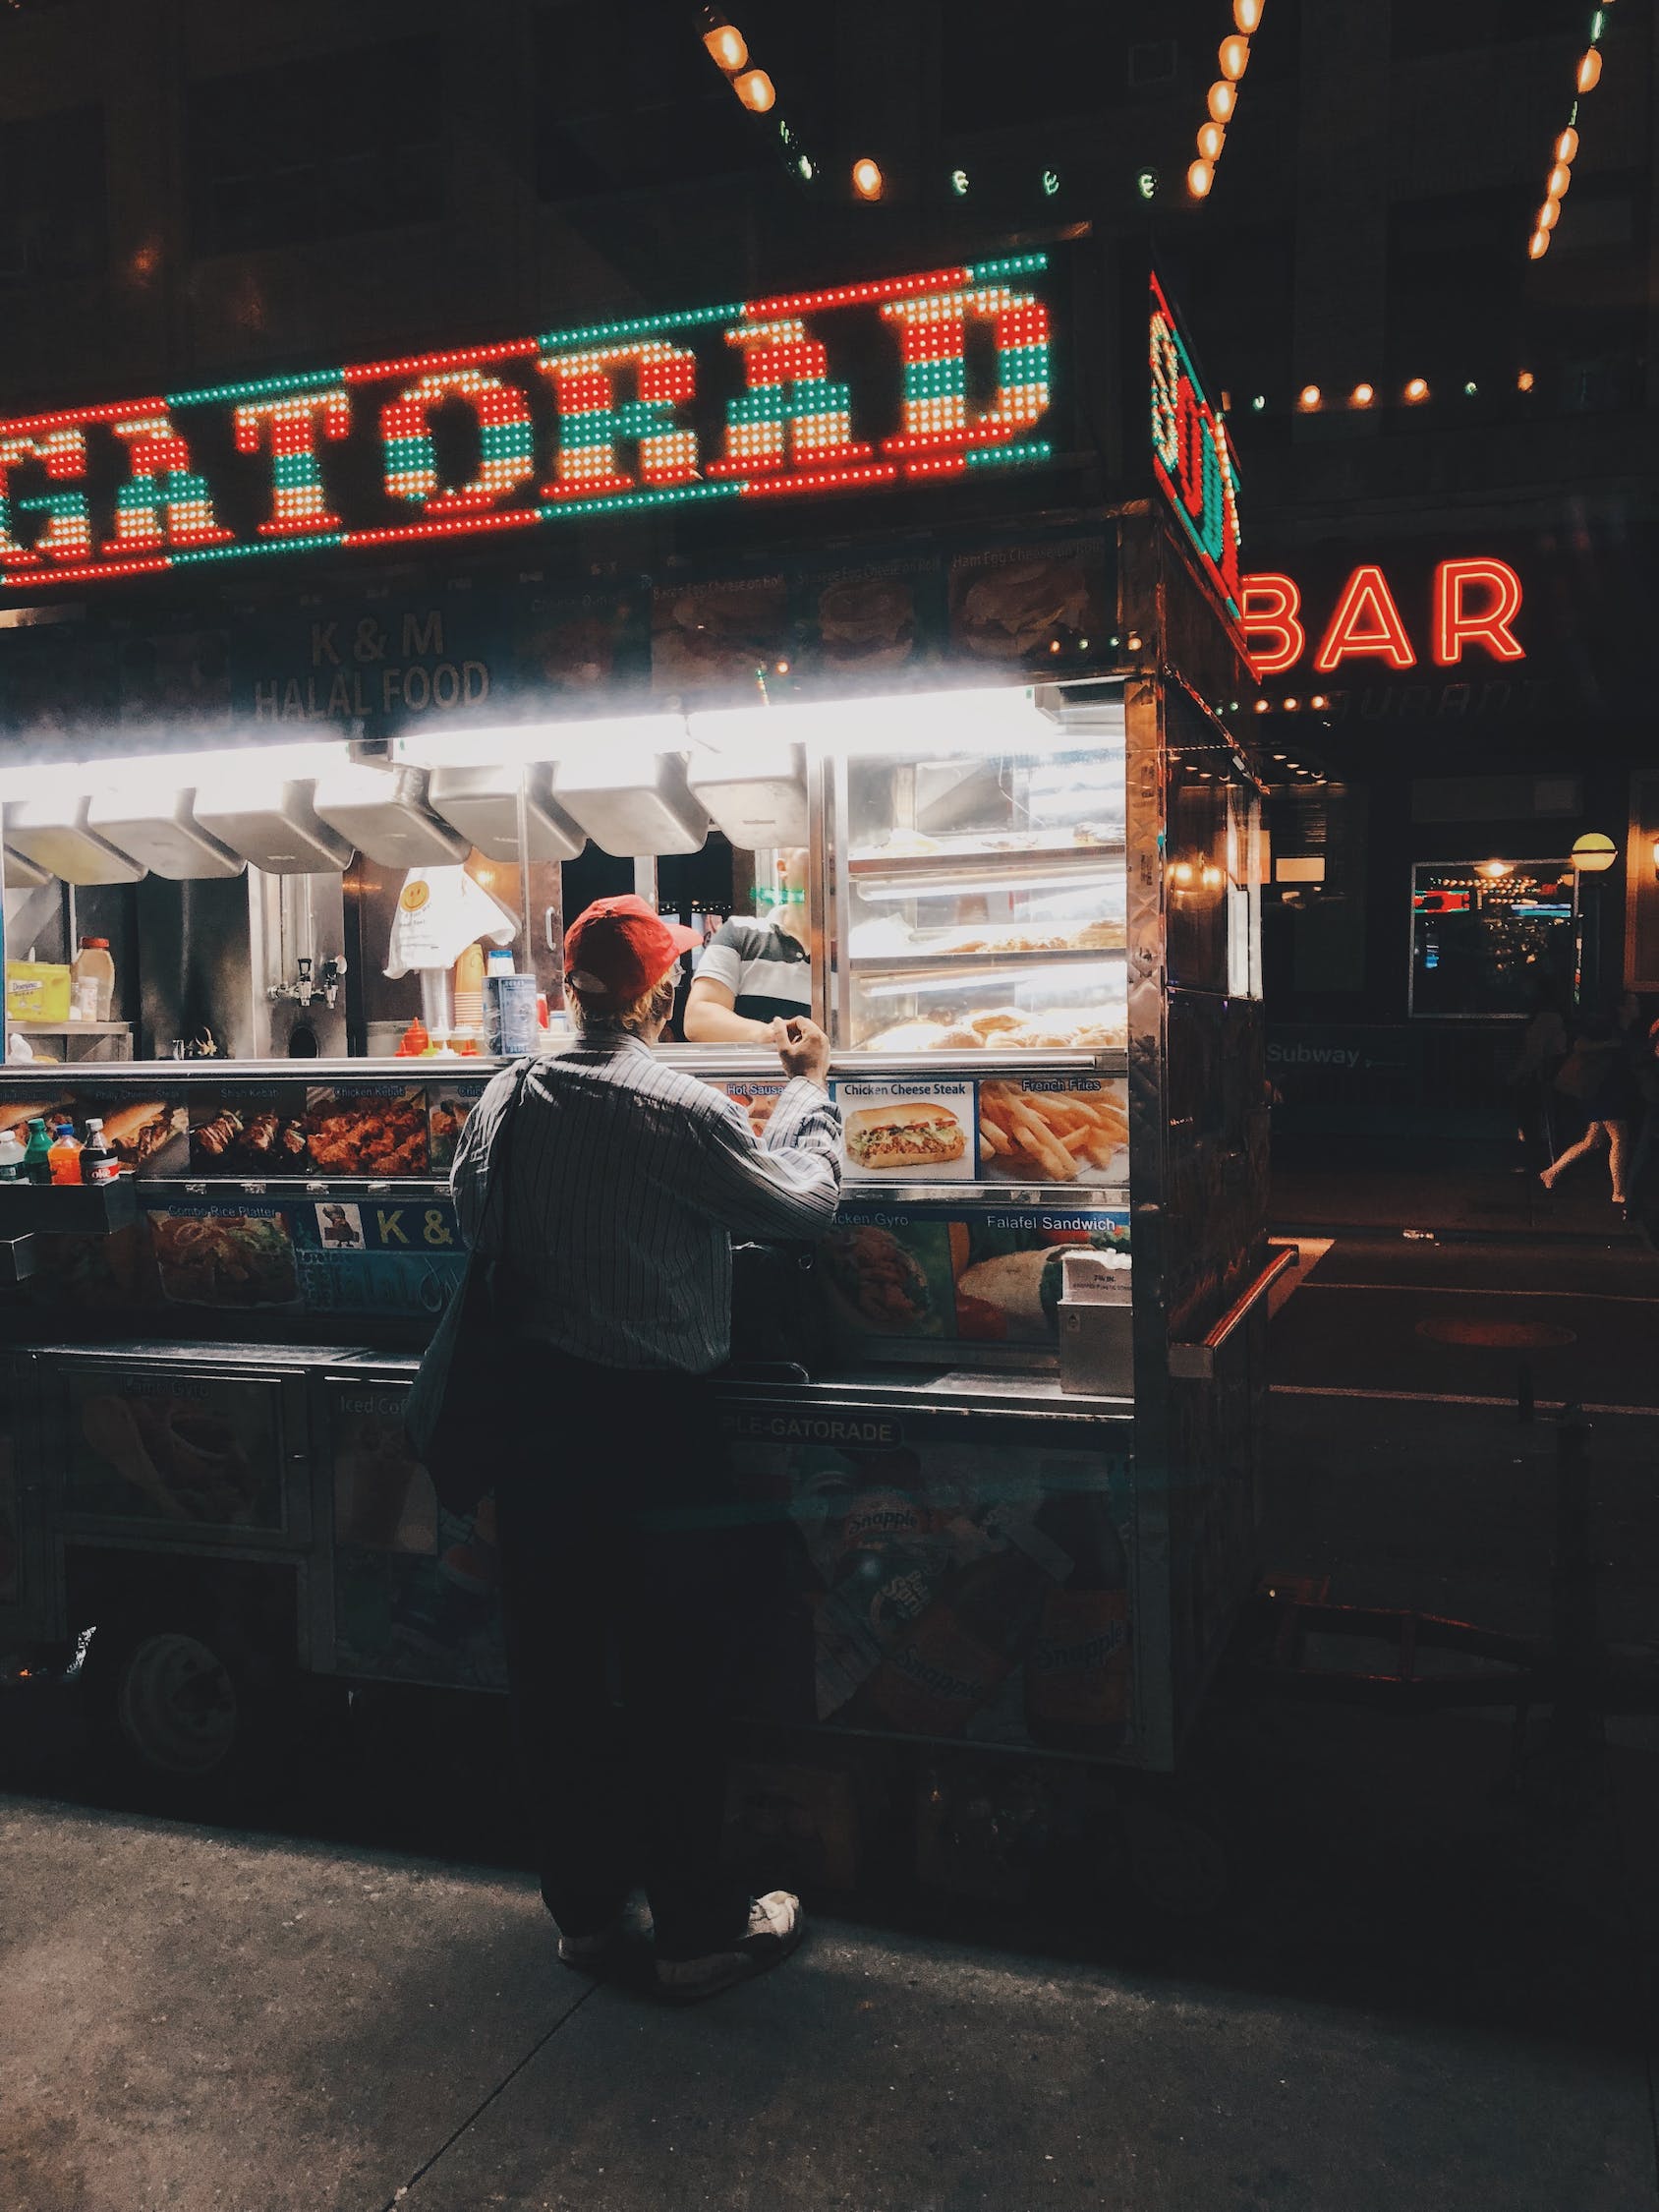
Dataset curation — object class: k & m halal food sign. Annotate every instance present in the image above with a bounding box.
[0,255,1056,598]
[1148,268,1242,635]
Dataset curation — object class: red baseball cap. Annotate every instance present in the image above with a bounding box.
[562,894,701,1012]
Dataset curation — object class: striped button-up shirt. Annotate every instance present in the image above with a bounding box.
[451,1031,842,1372]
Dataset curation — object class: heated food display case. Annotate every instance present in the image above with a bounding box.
[0,240,1272,1797]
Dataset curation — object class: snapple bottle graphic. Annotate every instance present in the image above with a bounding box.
[1024,1484,1131,1752]
[863,1525,1058,1738]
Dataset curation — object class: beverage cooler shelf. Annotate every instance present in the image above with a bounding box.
[845,842,1126,882]
[0,1178,138,1234]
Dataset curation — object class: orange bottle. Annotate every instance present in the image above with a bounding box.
[48,1122,84,1185]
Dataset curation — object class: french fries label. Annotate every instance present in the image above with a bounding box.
[833,1079,976,1184]
[975,1077,1128,1191]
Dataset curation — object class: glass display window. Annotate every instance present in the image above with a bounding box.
[830,706,1127,1053]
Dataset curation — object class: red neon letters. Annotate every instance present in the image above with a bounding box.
[1313,565,1415,671]
[1237,573,1304,674]
[1242,559,1526,676]
[1433,557,1523,665]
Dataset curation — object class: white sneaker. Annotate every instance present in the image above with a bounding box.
[655,1892,805,2003]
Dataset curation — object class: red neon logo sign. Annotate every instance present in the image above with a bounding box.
[1148,270,1243,625]
[1241,558,1524,676]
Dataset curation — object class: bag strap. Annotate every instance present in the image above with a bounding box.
[478,1058,534,1254]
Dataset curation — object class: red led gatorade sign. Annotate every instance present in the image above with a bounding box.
[1241,559,1524,676]
[0,255,1057,597]
[1149,269,1243,630]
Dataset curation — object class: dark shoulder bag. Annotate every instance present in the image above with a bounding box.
[404,1061,531,1515]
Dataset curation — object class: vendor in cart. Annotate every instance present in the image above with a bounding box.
[682,845,813,1044]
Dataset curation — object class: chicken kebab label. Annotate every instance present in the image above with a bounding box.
[186,1083,431,1177]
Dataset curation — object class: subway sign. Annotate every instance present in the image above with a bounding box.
[1149,268,1243,631]
[1241,559,1524,675]
[0,254,1057,597]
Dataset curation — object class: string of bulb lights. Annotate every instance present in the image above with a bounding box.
[697,8,884,202]
[1187,0,1262,201]
[1527,2,1616,261]
[1239,369,1549,417]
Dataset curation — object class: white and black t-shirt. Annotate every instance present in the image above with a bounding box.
[696,918,812,1026]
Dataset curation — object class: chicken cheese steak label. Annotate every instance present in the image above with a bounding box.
[833,1080,975,1184]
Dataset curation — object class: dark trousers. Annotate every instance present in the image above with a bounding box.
[492,1352,751,1959]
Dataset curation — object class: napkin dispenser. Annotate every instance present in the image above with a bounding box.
[1057,1249,1132,1397]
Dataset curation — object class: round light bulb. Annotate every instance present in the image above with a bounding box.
[1555,127,1579,164]
[1576,47,1602,93]
[1297,383,1320,411]
[851,155,884,200]
[1219,33,1250,79]
[1187,156,1215,199]
[1351,381,1374,407]
[1547,162,1572,200]
[702,21,748,72]
[1404,376,1429,402]
[1527,228,1551,261]
[1516,369,1535,392]
[1571,832,1617,873]
[1208,80,1236,122]
[1309,695,1329,711]
[734,68,774,111]
[1198,120,1226,160]
[1233,0,1264,29]
[1537,199,1559,231]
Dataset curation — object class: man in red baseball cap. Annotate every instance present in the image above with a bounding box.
[452,893,840,2001]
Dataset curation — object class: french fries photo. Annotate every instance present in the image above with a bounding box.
[979,1081,1128,1185]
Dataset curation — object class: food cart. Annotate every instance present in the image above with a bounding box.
[0,237,1272,1835]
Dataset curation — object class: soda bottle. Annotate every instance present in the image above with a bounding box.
[863,1534,1057,1739]
[48,1123,84,1185]
[1024,1483,1132,1753]
[81,1119,120,1188]
[0,1128,25,1182]
[23,1118,54,1186]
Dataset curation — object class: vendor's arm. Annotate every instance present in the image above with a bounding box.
[688,1019,841,1239]
[682,974,780,1045]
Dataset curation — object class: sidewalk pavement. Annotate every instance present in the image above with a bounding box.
[1271,1148,1649,1244]
[2,1791,1653,2212]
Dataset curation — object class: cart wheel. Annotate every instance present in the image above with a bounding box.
[1122,1803,1232,1920]
[84,1613,284,1800]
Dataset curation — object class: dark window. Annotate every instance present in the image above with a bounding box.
[0,106,105,284]
[187,37,444,255]
[941,1,1117,133]
[535,2,812,201]
[1387,189,1524,388]
[1391,0,1573,59]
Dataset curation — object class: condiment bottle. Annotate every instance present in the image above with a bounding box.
[81,1118,120,1188]
[73,937,115,1022]
[396,1017,429,1058]
[23,1118,53,1185]
[0,1129,25,1182]
[48,1122,84,1185]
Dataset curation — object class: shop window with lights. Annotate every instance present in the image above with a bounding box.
[186,38,444,256]
[0,106,105,285]
[1408,859,1576,1019]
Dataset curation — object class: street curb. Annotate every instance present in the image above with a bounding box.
[1269,1218,1656,1253]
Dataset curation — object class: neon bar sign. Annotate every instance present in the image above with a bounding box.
[1241,560,1524,675]
[0,255,1054,597]
[1149,268,1242,627]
